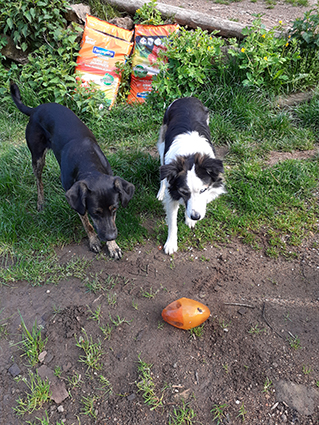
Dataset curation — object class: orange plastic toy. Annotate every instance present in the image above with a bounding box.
[162,298,210,330]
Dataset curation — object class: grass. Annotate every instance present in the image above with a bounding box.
[189,323,205,339]
[14,371,51,416]
[19,313,47,367]
[287,333,301,350]
[75,329,103,371]
[211,403,228,424]
[136,355,165,410]
[109,313,132,327]
[81,394,98,418]
[169,400,196,424]
[263,377,273,393]
[237,402,247,422]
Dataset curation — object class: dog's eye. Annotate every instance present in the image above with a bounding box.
[94,208,103,215]
[200,187,208,194]
[109,206,117,213]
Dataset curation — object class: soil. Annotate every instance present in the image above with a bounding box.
[1,2,319,424]
[157,0,318,29]
[0,233,319,425]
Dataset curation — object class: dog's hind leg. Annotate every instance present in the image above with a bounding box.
[32,152,47,211]
[26,122,50,211]
[78,212,102,253]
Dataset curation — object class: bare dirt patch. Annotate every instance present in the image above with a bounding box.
[0,236,319,424]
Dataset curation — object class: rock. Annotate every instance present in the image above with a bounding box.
[63,362,72,372]
[44,352,54,365]
[8,363,21,378]
[38,350,47,363]
[0,35,29,64]
[173,388,191,402]
[37,365,69,404]
[275,380,319,416]
[127,393,136,401]
[109,17,134,30]
[65,4,90,24]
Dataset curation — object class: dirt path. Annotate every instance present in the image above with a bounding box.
[157,0,318,29]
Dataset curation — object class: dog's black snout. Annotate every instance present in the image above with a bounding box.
[191,211,201,221]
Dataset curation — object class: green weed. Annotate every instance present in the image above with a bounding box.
[302,365,312,375]
[263,377,273,393]
[75,329,103,371]
[54,366,62,378]
[19,313,47,366]
[140,286,159,298]
[189,324,205,339]
[14,371,51,415]
[81,394,98,418]
[211,402,228,424]
[67,372,83,389]
[248,324,266,335]
[87,304,102,324]
[99,323,113,340]
[237,402,247,422]
[287,333,301,350]
[109,313,132,327]
[169,400,196,424]
[136,354,165,410]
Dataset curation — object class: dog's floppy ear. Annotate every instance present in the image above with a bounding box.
[160,163,177,181]
[198,157,224,180]
[114,178,135,208]
[65,182,88,215]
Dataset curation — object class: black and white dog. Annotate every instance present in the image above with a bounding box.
[157,97,226,255]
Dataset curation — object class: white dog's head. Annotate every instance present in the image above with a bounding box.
[160,153,225,221]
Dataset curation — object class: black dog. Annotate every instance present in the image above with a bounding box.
[10,83,135,259]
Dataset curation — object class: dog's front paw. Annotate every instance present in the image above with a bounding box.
[106,240,122,260]
[164,239,178,255]
[89,236,102,253]
[185,216,197,228]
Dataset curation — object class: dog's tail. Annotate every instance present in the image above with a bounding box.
[10,82,33,116]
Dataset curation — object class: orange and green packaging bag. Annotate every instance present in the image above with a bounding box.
[75,15,133,109]
[127,24,178,104]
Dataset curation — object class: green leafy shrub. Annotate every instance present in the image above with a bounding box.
[290,7,319,52]
[150,26,225,107]
[134,0,165,25]
[8,26,107,117]
[0,0,69,51]
[228,19,301,92]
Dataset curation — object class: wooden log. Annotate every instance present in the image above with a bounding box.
[105,0,247,38]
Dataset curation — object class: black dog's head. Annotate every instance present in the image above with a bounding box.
[65,175,135,241]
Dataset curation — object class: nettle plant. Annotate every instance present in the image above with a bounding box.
[151,26,225,106]
[290,8,319,53]
[0,0,69,51]
[228,19,300,92]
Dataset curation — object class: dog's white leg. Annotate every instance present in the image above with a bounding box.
[157,178,167,201]
[163,196,179,255]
